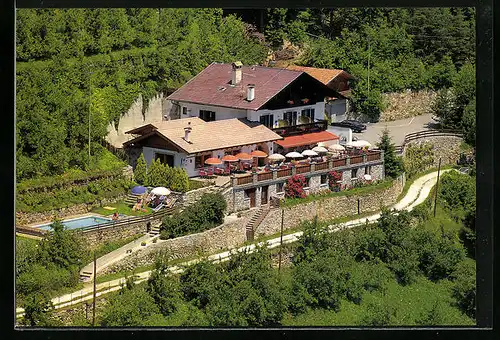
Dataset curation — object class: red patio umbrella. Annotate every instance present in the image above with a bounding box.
[235,152,252,161]
[222,154,239,173]
[204,157,222,165]
[250,150,268,158]
[222,155,239,162]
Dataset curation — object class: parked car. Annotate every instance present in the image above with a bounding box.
[331,120,367,133]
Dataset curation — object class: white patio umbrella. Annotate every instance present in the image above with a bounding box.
[285,151,303,158]
[312,146,328,154]
[328,144,345,152]
[301,149,318,157]
[267,153,286,162]
[151,187,171,196]
[349,140,372,148]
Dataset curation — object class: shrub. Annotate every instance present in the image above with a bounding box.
[358,300,396,326]
[133,153,147,185]
[450,259,476,318]
[413,229,465,281]
[146,251,182,316]
[100,287,163,327]
[21,292,57,327]
[327,170,343,191]
[284,174,306,199]
[403,142,435,178]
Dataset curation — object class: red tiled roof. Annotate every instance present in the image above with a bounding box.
[166,63,303,111]
[285,65,353,85]
[276,131,339,148]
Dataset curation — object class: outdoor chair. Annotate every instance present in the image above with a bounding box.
[198,169,207,178]
[223,168,230,176]
[214,168,224,175]
[206,168,214,177]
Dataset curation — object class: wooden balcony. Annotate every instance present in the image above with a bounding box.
[236,175,253,185]
[232,151,382,187]
[257,172,273,181]
[367,152,381,162]
[271,120,328,137]
[315,161,329,171]
[277,169,292,178]
[296,164,311,174]
[332,158,347,168]
[350,155,363,164]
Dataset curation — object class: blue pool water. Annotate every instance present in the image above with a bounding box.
[35,216,112,231]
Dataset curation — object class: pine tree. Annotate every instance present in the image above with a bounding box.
[377,128,403,179]
[133,153,147,185]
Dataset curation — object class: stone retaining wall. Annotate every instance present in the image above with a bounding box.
[404,135,464,167]
[79,220,152,250]
[99,209,254,275]
[255,176,404,237]
[16,195,128,226]
[98,177,403,276]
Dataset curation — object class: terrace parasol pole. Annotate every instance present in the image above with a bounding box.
[278,208,284,273]
[92,251,96,326]
[433,158,442,217]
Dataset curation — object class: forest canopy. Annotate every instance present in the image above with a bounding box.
[16,8,475,180]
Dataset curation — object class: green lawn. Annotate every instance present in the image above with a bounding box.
[282,275,474,326]
[188,179,211,191]
[92,202,153,216]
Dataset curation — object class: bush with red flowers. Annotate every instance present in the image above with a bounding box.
[285,174,307,199]
[328,171,343,192]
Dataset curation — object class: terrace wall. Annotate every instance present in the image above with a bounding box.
[99,173,402,276]
[255,173,404,237]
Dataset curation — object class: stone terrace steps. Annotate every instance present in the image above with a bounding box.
[124,193,143,206]
[149,221,162,237]
[245,206,270,241]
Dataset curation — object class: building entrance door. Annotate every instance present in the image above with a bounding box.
[261,185,268,205]
[246,188,256,208]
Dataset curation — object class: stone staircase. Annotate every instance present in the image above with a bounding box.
[79,270,93,282]
[124,193,143,206]
[148,220,162,237]
[245,206,270,241]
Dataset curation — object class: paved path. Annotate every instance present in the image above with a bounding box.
[353,114,435,146]
[79,233,159,281]
[16,169,452,317]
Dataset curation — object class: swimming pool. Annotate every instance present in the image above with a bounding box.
[34,215,113,231]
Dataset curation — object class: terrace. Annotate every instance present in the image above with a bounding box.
[231,150,383,188]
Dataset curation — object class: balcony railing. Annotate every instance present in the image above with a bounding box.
[232,151,382,187]
[277,169,292,178]
[350,155,364,164]
[367,152,381,162]
[296,164,311,174]
[237,175,253,185]
[315,162,329,171]
[332,158,347,168]
[271,120,328,137]
[257,172,273,181]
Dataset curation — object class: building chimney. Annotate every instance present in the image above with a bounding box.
[184,121,192,143]
[231,61,243,85]
[247,84,255,101]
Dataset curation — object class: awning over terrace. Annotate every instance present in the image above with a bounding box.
[275,131,339,149]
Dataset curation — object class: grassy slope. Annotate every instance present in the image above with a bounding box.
[282,276,474,326]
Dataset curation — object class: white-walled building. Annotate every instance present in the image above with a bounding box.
[123,117,282,177]
[166,62,338,129]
